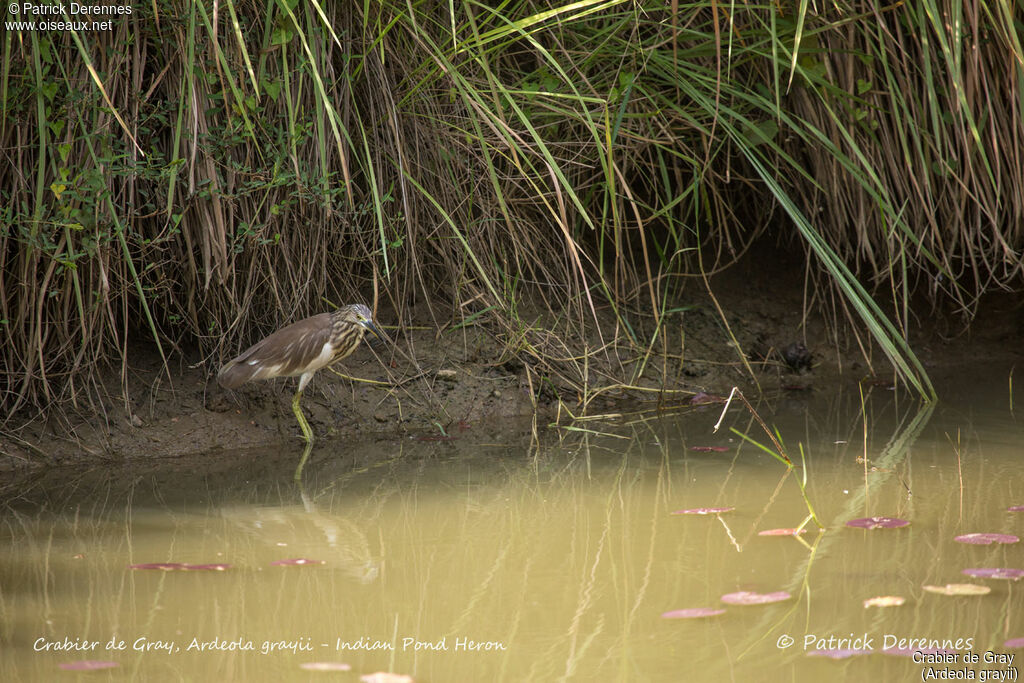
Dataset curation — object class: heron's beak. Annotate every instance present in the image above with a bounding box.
[362,320,386,348]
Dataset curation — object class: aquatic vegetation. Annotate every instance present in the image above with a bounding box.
[758,528,808,537]
[845,517,910,529]
[300,662,352,671]
[961,568,1024,580]
[128,563,231,571]
[270,558,326,566]
[671,507,734,515]
[922,584,991,596]
[863,596,905,607]
[360,673,415,683]
[660,608,726,619]
[720,591,791,605]
[954,533,1019,545]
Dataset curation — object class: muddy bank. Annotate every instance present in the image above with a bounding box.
[3,250,1020,468]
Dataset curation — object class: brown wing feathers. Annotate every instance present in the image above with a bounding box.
[217,313,334,389]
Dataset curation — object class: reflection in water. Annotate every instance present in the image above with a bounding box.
[2,378,1023,681]
[221,488,381,584]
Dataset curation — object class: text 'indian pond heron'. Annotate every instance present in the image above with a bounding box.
[217,303,383,443]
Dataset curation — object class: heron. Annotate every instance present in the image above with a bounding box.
[217,303,383,443]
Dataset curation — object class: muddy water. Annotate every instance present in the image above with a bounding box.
[3,374,1023,682]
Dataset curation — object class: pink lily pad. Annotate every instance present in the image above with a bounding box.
[300,662,352,671]
[808,649,870,659]
[846,516,909,529]
[180,564,231,571]
[270,558,326,566]
[672,507,734,515]
[660,608,726,619]
[690,446,729,452]
[758,528,808,536]
[1004,638,1024,648]
[129,563,230,571]
[961,568,1024,580]
[58,661,119,671]
[721,590,790,605]
[955,533,1019,545]
[922,583,991,596]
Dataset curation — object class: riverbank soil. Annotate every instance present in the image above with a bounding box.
[3,244,1021,468]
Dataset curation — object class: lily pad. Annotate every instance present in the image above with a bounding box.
[129,563,230,571]
[660,608,726,619]
[954,533,1019,545]
[690,446,729,452]
[270,558,326,566]
[672,507,734,515]
[360,674,415,683]
[846,516,909,529]
[300,662,352,671]
[863,595,905,607]
[721,590,790,605]
[58,661,119,671]
[922,583,991,596]
[181,563,231,571]
[961,568,1024,580]
[758,528,808,536]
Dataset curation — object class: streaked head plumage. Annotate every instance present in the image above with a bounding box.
[334,303,382,341]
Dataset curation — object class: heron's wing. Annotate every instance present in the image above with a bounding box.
[217,313,334,389]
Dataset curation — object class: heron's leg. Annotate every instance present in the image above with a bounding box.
[292,390,315,444]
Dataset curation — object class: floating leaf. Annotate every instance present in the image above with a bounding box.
[58,661,119,671]
[922,583,991,596]
[846,516,909,529]
[300,662,352,671]
[808,649,870,659]
[721,591,790,605]
[270,558,326,566]
[181,564,231,571]
[955,533,1019,545]
[660,608,726,619]
[360,674,414,683]
[1004,637,1024,648]
[961,568,1024,580]
[690,446,729,452]
[863,595,905,608]
[758,528,808,537]
[129,563,230,571]
[672,507,734,515]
